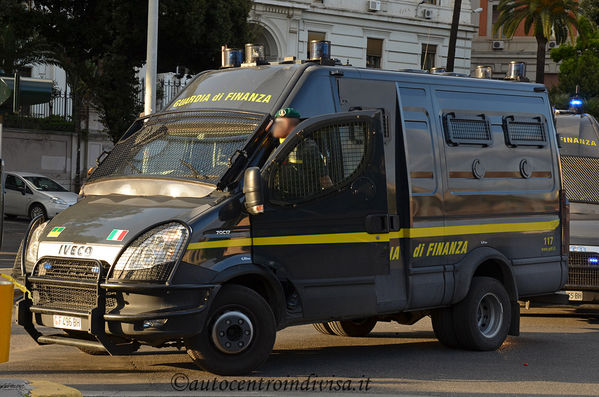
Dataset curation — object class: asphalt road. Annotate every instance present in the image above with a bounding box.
[2,219,599,396]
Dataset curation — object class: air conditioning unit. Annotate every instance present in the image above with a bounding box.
[368,0,381,11]
[492,40,505,50]
[548,40,558,49]
[423,9,433,19]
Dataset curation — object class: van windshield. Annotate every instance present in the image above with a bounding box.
[88,111,263,185]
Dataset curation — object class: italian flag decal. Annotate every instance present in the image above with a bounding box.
[107,229,128,241]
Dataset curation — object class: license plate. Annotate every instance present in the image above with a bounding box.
[53,314,82,330]
[566,290,583,301]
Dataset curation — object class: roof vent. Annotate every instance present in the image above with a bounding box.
[505,61,528,81]
[221,45,242,68]
[472,65,493,79]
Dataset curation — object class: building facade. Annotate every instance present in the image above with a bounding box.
[249,0,479,74]
[470,0,573,86]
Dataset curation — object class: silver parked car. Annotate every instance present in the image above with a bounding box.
[4,172,77,220]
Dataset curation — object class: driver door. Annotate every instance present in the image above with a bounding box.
[252,111,390,321]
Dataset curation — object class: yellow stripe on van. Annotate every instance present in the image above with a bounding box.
[186,219,559,250]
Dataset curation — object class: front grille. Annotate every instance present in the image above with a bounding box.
[34,258,106,281]
[565,252,599,291]
[31,258,117,312]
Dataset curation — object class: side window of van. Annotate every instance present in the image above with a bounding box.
[443,113,492,146]
[270,120,370,203]
[502,116,547,147]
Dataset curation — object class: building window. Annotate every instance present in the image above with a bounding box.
[421,44,436,70]
[308,31,326,59]
[366,38,383,69]
[423,0,439,4]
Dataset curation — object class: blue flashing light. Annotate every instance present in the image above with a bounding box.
[588,257,599,264]
[570,98,583,107]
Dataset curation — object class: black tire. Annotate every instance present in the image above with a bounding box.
[452,277,511,351]
[29,204,47,221]
[185,284,276,375]
[327,318,377,337]
[431,308,460,348]
[313,322,335,335]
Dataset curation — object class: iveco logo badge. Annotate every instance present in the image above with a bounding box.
[43,262,52,270]
[58,244,93,257]
[91,266,100,274]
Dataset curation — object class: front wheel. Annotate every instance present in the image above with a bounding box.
[452,277,511,351]
[185,284,276,375]
[29,204,47,221]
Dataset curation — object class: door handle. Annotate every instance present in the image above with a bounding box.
[365,214,388,234]
[365,214,400,234]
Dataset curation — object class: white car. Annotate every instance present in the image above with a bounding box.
[4,172,78,220]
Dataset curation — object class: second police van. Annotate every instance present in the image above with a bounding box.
[13,43,568,375]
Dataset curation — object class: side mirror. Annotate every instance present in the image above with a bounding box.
[243,167,264,215]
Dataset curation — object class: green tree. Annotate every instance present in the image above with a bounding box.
[580,0,599,27]
[550,17,599,118]
[493,0,579,84]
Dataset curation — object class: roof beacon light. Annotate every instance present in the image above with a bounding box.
[309,40,331,61]
[505,61,528,81]
[244,43,266,64]
[472,65,493,79]
[569,97,583,113]
[221,45,242,68]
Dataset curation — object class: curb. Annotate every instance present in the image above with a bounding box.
[0,379,81,397]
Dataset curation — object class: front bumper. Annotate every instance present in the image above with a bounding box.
[17,262,219,354]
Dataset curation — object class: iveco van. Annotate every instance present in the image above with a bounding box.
[555,110,599,302]
[13,56,568,375]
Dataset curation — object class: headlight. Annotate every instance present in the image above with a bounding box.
[112,222,188,282]
[25,220,49,271]
[51,197,67,205]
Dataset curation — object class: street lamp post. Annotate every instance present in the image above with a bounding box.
[144,0,159,116]
[446,0,463,72]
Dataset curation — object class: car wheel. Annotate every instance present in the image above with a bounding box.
[452,277,511,351]
[313,322,336,335]
[29,204,47,221]
[431,308,460,348]
[185,284,276,375]
[327,318,377,337]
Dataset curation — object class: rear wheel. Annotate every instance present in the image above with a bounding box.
[313,322,335,335]
[185,284,276,375]
[452,277,511,351]
[431,308,460,348]
[327,318,377,337]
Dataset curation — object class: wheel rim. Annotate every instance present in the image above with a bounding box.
[31,206,44,219]
[476,292,503,339]
[211,311,254,354]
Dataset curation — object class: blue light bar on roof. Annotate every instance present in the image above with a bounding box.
[570,98,583,107]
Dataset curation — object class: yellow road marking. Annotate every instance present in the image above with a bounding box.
[187,219,560,250]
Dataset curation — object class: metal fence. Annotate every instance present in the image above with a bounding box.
[23,91,72,120]
[137,79,188,112]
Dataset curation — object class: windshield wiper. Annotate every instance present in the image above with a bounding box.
[179,160,218,180]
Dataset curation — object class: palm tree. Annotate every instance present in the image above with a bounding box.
[493,0,579,83]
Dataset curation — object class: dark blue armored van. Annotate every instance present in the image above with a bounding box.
[13,50,568,375]
[555,109,599,302]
